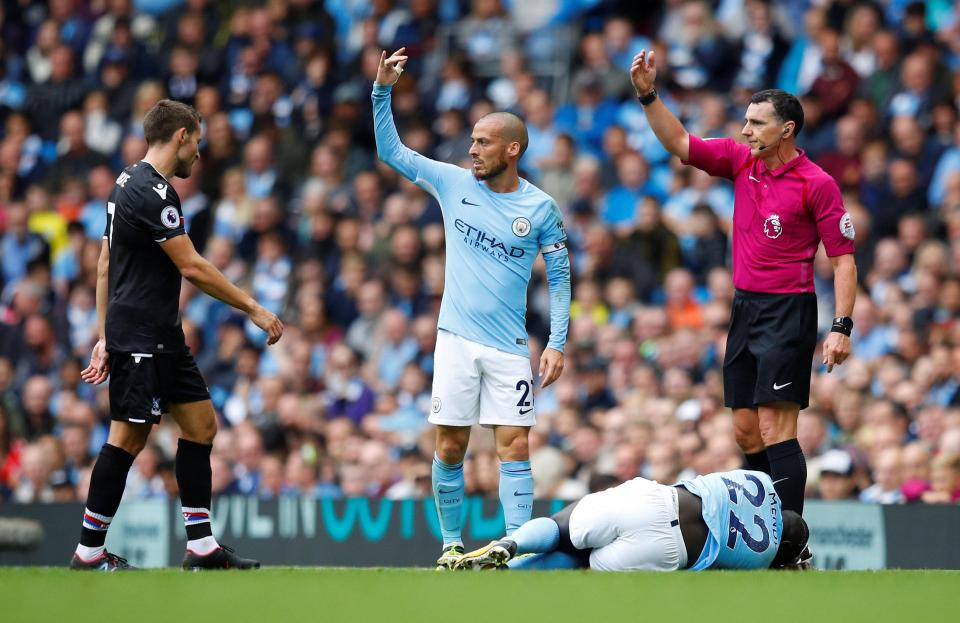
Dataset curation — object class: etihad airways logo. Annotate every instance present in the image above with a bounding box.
[455,219,525,262]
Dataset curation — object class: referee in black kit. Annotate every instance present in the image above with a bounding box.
[70,100,283,571]
[631,52,857,518]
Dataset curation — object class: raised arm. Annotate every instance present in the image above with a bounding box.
[630,50,690,161]
[159,234,284,345]
[372,48,459,192]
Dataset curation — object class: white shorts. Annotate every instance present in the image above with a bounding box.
[569,477,688,571]
[429,330,535,427]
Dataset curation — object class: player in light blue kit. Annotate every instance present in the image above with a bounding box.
[372,48,571,569]
[455,469,810,571]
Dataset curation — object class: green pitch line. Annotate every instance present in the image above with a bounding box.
[1,568,956,623]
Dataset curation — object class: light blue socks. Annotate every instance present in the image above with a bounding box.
[432,454,464,547]
[499,460,533,535]
[507,516,560,553]
[508,551,586,570]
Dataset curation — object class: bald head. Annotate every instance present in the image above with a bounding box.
[469,111,529,182]
[479,112,528,156]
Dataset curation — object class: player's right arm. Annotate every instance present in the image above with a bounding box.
[630,50,689,161]
[372,47,460,195]
[159,234,284,345]
[81,238,111,385]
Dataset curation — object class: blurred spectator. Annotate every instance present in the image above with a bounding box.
[808,29,859,120]
[842,2,882,79]
[323,344,375,425]
[662,0,736,92]
[520,89,559,180]
[1,202,49,289]
[24,46,87,141]
[922,453,960,503]
[860,30,900,112]
[814,449,859,500]
[663,268,703,331]
[575,32,633,101]
[731,0,788,91]
[13,442,54,503]
[777,5,827,95]
[816,115,866,191]
[859,447,906,503]
[456,0,516,77]
[601,151,664,228]
[46,111,110,192]
[621,196,681,284]
[555,73,619,159]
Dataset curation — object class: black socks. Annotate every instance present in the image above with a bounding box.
[767,438,807,514]
[80,444,135,547]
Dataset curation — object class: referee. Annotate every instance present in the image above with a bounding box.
[630,51,857,516]
[70,100,283,570]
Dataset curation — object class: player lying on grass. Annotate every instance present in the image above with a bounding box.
[455,469,809,571]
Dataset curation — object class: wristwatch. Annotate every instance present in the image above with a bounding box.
[638,88,658,106]
[831,316,854,336]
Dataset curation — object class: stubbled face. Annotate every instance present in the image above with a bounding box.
[469,118,511,181]
[174,128,201,178]
[741,102,789,158]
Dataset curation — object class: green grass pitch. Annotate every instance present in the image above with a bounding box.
[1,568,956,623]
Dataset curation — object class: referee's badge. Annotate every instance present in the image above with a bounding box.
[763,214,783,239]
[161,206,180,229]
[839,212,855,240]
[512,217,531,237]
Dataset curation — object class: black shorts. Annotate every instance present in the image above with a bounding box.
[108,350,210,424]
[723,290,817,410]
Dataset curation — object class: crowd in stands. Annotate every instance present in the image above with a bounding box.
[1,0,959,508]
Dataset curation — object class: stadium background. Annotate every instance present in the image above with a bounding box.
[1,0,960,558]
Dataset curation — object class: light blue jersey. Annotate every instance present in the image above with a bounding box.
[678,469,784,570]
[373,84,570,357]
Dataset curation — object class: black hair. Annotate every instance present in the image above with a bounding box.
[771,510,810,568]
[750,89,805,137]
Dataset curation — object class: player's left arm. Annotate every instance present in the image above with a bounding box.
[538,203,571,388]
[811,178,858,372]
[823,253,857,372]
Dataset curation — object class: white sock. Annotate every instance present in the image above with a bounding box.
[187,535,220,556]
[75,544,105,561]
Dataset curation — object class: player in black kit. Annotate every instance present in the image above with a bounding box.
[70,100,284,571]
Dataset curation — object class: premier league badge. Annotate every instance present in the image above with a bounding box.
[763,214,783,239]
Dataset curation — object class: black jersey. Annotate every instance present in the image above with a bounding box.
[103,161,187,354]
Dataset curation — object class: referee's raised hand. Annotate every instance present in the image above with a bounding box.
[250,305,284,345]
[375,47,408,87]
[630,49,657,96]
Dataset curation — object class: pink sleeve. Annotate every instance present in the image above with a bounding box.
[682,136,749,180]
[811,178,856,257]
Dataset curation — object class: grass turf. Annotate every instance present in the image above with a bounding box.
[1,568,956,623]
